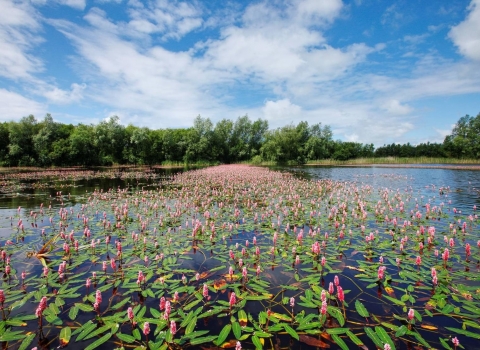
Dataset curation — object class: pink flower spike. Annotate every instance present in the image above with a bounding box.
[127,307,134,321]
[290,297,295,308]
[415,256,422,266]
[229,292,236,307]
[235,341,242,350]
[452,337,460,347]
[143,321,150,335]
[170,320,177,335]
[384,344,391,350]
[337,286,344,303]
[408,308,415,320]
[334,275,339,286]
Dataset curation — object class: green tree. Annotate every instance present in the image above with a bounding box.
[8,115,39,166]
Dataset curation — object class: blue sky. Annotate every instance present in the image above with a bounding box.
[1,0,479,146]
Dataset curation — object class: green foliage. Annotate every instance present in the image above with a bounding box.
[1,111,478,167]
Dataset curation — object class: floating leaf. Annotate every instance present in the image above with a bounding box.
[283,324,299,340]
[84,332,112,350]
[215,324,231,345]
[60,327,72,346]
[331,334,349,350]
[355,300,369,318]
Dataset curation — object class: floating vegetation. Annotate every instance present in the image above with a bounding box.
[0,165,478,349]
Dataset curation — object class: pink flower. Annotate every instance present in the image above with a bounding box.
[329,282,334,295]
[127,307,134,321]
[229,292,236,307]
[159,297,166,310]
[202,284,209,299]
[229,250,235,260]
[442,248,450,262]
[321,289,326,302]
[0,290,5,304]
[321,256,326,266]
[235,341,242,350]
[143,321,150,335]
[242,267,247,279]
[320,300,327,315]
[449,238,455,247]
[378,266,384,280]
[102,261,107,272]
[384,344,391,350]
[337,286,344,302]
[334,275,339,286]
[95,290,102,304]
[290,297,295,308]
[110,258,116,271]
[173,291,179,302]
[452,337,460,347]
[465,243,471,256]
[170,320,177,335]
[415,256,422,266]
[86,278,91,288]
[408,308,415,320]
[229,266,233,277]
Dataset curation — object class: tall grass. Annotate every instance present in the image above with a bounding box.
[306,157,480,165]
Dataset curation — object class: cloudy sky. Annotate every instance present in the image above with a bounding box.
[1,0,479,145]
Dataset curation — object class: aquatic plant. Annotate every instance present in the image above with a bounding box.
[0,164,478,349]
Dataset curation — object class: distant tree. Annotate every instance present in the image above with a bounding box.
[444,113,480,158]
[0,123,10,165]
[7,115,39,166]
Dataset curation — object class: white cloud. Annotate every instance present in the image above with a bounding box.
[39,83,87,104]
[0,89,45,122]
[382,99,413,115]
[55,0,86,10]
[262,99,302,124]
[0,0,43,80]
[449,0,480,61]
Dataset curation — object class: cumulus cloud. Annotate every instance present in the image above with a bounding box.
[0,88,45,121]
[40,83,87,104]
[449,0,480,61]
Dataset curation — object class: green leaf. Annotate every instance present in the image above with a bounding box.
[232,321,241,339]
[18,333,35,350]
[69,306,79,320]
[395,325,408,337]
[116,333,136,344]
[83,324,113,340]
[346,331,364,346]
[331,334,349,350]
[445,327,480,340]
[185,316,197,335]
[84,332,112,350]
[215,324,231,345]
[190,335,218,345]
[283,324,299,340]
[375,326,395,350]
[111,297,131,310]
[382,295,405,306]
[439,337,454,350]
[60,326,72,346]
[355,300,369,318]
[365,327,383,348]
[76,321,97,342]
[252,335,263,350]
[326,328,349,335]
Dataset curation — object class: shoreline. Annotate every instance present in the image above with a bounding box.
[305,163,480,170]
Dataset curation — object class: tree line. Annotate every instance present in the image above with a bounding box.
[0,113,478,167]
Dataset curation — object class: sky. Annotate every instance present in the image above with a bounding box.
[1,0,480,146]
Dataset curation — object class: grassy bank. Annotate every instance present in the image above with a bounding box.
[306,157,480,165]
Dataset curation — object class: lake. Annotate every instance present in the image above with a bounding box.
[0,165,478,350]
